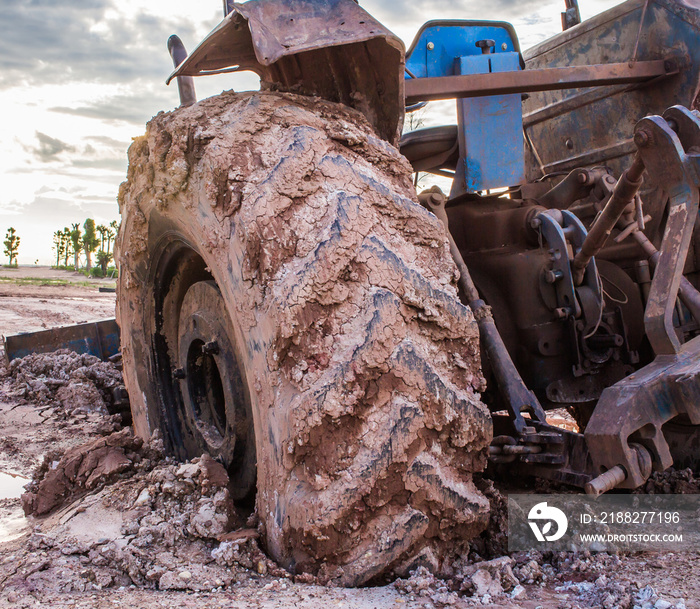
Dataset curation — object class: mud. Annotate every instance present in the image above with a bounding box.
[3,451,276,597]
[6,350,122,415]
[636,468,700,495]
[1,350,699,607]
[20,428,147,516]
[117,90,491,583]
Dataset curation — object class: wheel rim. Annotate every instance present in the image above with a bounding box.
[178,280,241,462]
[149,237,256,501]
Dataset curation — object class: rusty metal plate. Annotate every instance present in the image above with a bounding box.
[167,0,405,144]
[3,319,120,363]
[523,0,700,180]
[585,334,700,488]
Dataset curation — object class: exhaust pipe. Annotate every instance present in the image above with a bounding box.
[167,35,197,107]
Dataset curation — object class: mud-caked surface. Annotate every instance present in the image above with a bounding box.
[2,440,284,597]
[6,350,122,415]
[117,90,492,583]
[1,348,699,607]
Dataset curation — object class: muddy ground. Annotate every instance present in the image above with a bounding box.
[1,277,699,608]
[0,268,116,335]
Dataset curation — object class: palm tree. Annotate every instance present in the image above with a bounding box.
[52,230,66,267]
[96,224,108,252]
[107,220,119,255]
[62,227,73,267]
[83,218,99,271]
[70,223,81,270]
[3,227,20,266]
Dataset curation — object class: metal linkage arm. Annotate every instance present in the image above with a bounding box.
[636,107,700,355]
[571,154,645,285]
[419,191,547,434]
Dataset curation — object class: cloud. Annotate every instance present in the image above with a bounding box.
[0,1,212,91]
[84,135,130,148]
[31,131,75,162]
[49,86,176,125]
[1,193,119,225]
[363,0,550,38]
[71,157,126,172]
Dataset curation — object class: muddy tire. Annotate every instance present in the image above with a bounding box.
[116,91,491,585]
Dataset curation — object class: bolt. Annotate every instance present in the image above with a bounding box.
[173,368,186,379]
[634,130,650,148]
[501,42,508,50]
[666,118,679,132]
[475,39,496,54]
[202,341,219,355]
[554,307,569,319]
[429,192,445,206]
[577,171,588,184]
[530,217,541,229]
[565,138,574,150]
[544,269,563,283]
[426,41,435,50]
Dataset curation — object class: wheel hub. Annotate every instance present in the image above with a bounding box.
[176,281,250,475]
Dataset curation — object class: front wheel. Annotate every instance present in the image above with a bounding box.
[116,90,491,585]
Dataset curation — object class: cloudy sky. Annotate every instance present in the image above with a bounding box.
[0,0,619,265]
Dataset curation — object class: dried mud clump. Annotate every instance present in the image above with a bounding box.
[21,428,156,516]
[117,89,492,584]
[5,445,283,596]
[6,350,122,414]
[636,468,700,494]
[393,557,521,605]
[469,478,509,559]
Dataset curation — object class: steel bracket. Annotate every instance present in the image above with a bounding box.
[537,209,603,322]
[636,108,700,355]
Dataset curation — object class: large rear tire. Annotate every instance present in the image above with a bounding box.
[116,91,491,585]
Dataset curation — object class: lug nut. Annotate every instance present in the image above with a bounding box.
[202,340,219,355]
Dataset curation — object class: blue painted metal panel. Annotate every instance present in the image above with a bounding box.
[455,51,525,192]
[405,21,525,192]
[405,21,520,79]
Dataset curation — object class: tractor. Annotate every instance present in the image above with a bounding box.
[116,0,700,586]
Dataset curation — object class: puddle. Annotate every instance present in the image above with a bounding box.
[0,471,28,500]
[0,472,30,542]
[0,509,29,542]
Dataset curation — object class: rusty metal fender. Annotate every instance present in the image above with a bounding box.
[167,0,405,144]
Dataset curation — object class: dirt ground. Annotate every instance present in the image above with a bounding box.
[1,275,699,608]
[0,268,115,336]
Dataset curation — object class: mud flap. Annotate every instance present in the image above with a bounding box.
[166,0,405,144]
